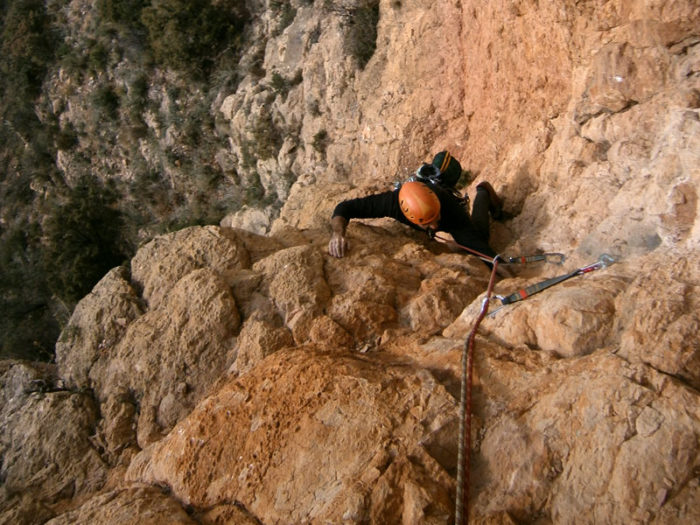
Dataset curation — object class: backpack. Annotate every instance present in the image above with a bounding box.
[413,151,463,187]
[429,151,463,188]
[412,151,468,206]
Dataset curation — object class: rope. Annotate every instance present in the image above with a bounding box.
[455,255,500,525]
[433,233,495,264]
[433,233,566,267]
[452,252,614,522]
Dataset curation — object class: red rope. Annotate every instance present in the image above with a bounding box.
[433,233,496,263]
[455,255,500,524]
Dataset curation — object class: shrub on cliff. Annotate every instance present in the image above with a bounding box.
[140,0,249,76]
[43,175,128,306]
[348,2,379,69]
[0,219,58,361]
[323,0,379,70]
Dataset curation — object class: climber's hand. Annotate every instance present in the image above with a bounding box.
[329,233,349,258]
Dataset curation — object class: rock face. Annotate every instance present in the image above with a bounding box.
[2,1,699,524]
[126,347,457,524]
[0,362,107,525]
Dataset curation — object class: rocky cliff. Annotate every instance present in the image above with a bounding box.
[1,0,699,523]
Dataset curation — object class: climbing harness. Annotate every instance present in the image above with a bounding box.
[450,241,615,524]
[487,253,615,317]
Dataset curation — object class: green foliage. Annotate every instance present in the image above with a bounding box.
[250,108,283,160]
[312,129,329,156]
[43,175,128,305]
[270,1,296,36]
[55,122,79,151]
[87,39,110,72]
[0,0,58,157]
[127,73,149,113]
[270,72,289,97]
[140,0,249,76]
[0,0,55,98]
[0,0,60,359]
[269,69,303,101]
[243,171,265,205]
[323,1,379,69]
[92,84,121,120]
[347,3,379,69]
[96,0,149,27]
[0,0,256,361]
[247,45,267,78]
[0,219,59,361]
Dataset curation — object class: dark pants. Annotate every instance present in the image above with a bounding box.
[472,187,491,241]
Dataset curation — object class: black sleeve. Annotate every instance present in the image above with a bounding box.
[332,190,410,224]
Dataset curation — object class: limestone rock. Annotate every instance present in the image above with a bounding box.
[3,1,700,523]
[90,267,241,447]
[230,317,294,375]
[55,266,144,390]
[94,393,138,467]
[220,205,276,235]
[457,344,700,525]
[45,485,195,525]
[0,391,106,498]
[130,226,250,309]
[404,267,485,335]
[615,255,700,389]
[126,347,458,524]
[252,244,331,342]
[445,273,628,358]
[0,362,106,523]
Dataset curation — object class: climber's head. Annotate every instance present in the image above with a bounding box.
[398,181,441,229]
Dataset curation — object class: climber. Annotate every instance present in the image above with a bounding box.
[328,152,504,263]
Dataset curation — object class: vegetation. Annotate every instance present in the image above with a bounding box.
[0,0,250,361]
[312,129,330,156]
[270,1,297,36]
[323,0,380,69]
[347,3,380,69]
[141,0,248,76]
[1,0,62,360]
[43,175,127,305]
[0,0,373,361]
[0,219,58,361]
[270,70,303,101]
[250,107,284,160]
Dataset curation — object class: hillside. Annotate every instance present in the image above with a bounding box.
[1,0,699,523]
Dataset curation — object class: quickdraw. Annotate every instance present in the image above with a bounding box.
[450,241,615,524]
[488,253,615,317]
[501,252,566,265]
[433,233,566,267]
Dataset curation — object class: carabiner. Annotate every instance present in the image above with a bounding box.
[599,253,615,268]
[545,253,566,265]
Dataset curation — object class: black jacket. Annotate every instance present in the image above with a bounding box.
[332,186,496,259]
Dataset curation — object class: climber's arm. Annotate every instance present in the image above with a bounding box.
[329,215,349,258]
[329,191,399,257]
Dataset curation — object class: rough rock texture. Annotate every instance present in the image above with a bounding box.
[0,362,107,525]
[126,347,457,524]
[44,485,197,525]
[2,1,699,524]
[129,226,250,309]
[55,266,144,390]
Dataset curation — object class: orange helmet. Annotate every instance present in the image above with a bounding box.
[398,181,441,226]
